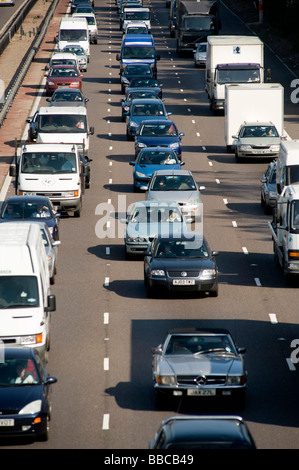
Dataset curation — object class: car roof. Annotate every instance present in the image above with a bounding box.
[167,327,230,335]
[131,98,163,104]
[133,201,181,208]
[152,169,191,176]
[162,416,254,447]
[3,195,52,205]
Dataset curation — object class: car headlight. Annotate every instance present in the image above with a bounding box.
[127,236,147,242]
[270,144,280,151]
[200,269,216,278]
[170,142,179,149]
[48,81,55,86]
[70,82,80,87]
[123,106,130,112]
[135,171,148,178]
[227,375,246,385]
[240,145,252,151]
[122,78,129,84]
[129,121,138,128]
[137,142,147,148]
[151,269,165,276]
[19,400,42,415]
[157,375,176,385]
[268,190,276,198]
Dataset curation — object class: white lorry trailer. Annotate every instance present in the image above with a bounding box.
[0,222,56,360]
[224,83,285,153]
[276,140,299,195]
[205,35,265,113]
[269,184,299,282]
[9,143,85,217]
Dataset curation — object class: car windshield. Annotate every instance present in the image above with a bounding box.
[130,206,182,223]
[140,123,177,137]
[64,46,85,56]
[127,91,157,101]
[123,46,155,59]
[127,27,147,34]
[124,65,151,76]
[49,67,79,77]
[131,103,165,116]
[51,59,77,67]
[240,126,279,138]
[1,201,53,220]
[151,175,195,191]
[138,150,177,164]
[154,238,208,259]
[183,16,213,31]
[38,114,87,133]
[21,151,77,174]
[129,78,159,87]
[51,91,83,102]
[165,334,235,355]
[0,358,41,386]
[217,68,261,84]
[60,29,88,41]
[196,43,207,52]
[0,276,39,309]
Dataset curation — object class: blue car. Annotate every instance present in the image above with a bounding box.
[130,147,184,191]
[121,87,162,121]
[134,120,184,159]
[126,98,171,140]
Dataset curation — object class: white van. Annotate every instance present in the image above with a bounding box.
[0,222,56,361]
[58,17,90,60]
[276,139,299,194]
[10,143,85,217]
[122,7,151,33]
[30,106,94,156]
[72,12,98,44]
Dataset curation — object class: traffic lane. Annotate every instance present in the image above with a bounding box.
[0,0,24,30]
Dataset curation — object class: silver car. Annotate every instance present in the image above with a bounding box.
[144,169,204,221]
[152,328,247,407]
[62,44,88,71]
[38,221,61,284]
[193,42,207,68]
[261,160,277,214]
[121,201,192,258]
[232,122,281,161]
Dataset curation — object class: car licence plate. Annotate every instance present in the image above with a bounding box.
[187,389,216,396]
[173,279,195,285]
[0,419,14,426]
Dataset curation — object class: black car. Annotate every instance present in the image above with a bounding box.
[128,78,163,99]
[144,233,219,297]
[120,64,154,93]
[0,196,60,240]
[149,416,256,449]
[46,87,89,107]
[70,0,94,14]
[0,347,57,441]
[121,87,163,121]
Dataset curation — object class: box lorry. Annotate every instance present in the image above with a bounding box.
[224,83,285,153]
[205,35,265,113]
[9,143,85,217]
[269,183,299,282]
[0,222,56,361]
[176,0,219,56]
[276,140,299,195]
[27,106,94,157]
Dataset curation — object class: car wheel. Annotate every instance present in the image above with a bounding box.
[50,272,55,285]
[74,208,81,217]
[38,416,50,442]
[209,286,218,297]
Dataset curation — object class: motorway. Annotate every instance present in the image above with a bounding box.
[2,0,299,450]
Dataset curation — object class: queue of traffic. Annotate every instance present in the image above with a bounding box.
[0,0,99,441]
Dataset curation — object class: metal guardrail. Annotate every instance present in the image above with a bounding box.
[0,0,60,127]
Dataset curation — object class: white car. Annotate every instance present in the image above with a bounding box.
[193,42,207,68]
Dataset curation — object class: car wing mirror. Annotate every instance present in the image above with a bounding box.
[89,126,94,135]
[152,346,162,354]
[199,185,205,191]
[237,347,246,354]
[180,161,185,166]
[212,250,219,256]
[129,161,135,166]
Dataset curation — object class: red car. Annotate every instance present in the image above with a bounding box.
[45,65,83,95]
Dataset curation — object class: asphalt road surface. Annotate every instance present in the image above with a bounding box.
[2,0,299,450]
